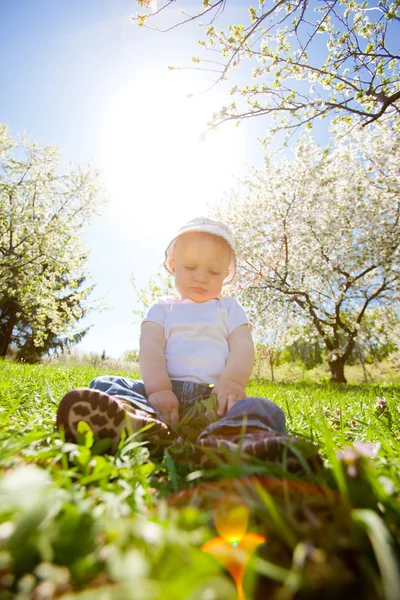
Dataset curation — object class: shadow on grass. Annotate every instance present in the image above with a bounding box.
[250,378,400,394]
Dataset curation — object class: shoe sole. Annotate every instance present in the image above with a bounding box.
[56,388,129,451]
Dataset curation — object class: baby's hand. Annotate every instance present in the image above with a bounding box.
[148,391,180,426]
[212,380,246,417]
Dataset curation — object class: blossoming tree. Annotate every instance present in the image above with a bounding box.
[134,0,400,138]
[215,114,400,382]
[0,125,104,361]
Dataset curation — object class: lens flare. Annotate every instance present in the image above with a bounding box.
[212,494,249,546]
[202,533,265,600]
[201,493,266,599]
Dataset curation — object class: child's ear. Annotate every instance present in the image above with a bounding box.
[168,257,176,273]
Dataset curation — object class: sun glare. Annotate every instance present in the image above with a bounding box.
[99,71,243,232]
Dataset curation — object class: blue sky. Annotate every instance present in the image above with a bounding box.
[1,0,263,357]
[1,0,337,358]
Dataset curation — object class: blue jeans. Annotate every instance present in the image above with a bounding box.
[90,376,286,440]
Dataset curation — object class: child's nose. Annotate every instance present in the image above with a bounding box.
[194,269,208,282]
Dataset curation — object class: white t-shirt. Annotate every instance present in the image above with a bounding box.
[142,296,250,384]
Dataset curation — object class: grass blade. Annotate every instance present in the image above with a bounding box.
[352,508,400,600]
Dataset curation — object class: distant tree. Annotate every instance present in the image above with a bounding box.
[122,349,140,362]
[134,0,400,138]
[254,341,281,381]
[12,274,94,363]
[346,306,398,381]
[0,124,103,361]
[387,319,400,368]
[250,303,300,380]
[351,307,398,363]
[131,270,175,321]
[215,114,400,383]
[282,339,324,371]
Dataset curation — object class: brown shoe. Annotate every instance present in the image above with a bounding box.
[196,427,322,472]
[56,388,170,452]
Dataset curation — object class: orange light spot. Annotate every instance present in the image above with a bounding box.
[202,533,265,600]
[212,495,249,546]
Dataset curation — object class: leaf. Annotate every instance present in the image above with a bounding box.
[200,394,219,422]
[76,421,94,449]
[164,449,180,493]
[91,437,112,455]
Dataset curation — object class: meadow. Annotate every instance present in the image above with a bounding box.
[0,360,399,599]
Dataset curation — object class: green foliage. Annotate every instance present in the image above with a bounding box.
[122,349,140,363]
[0,361,399,598]
[0,124,104,362]
[281,339,324,371]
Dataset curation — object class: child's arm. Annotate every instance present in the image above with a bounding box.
[213,324,255,417]
[139,321,179,425]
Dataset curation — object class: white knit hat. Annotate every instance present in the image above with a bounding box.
[164,216,236,284]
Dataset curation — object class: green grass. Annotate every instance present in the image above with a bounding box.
[0,361,399,599]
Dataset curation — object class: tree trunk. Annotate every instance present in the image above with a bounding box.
[269,359,275,382]
[328,357,347,383]
[0,300,18,357]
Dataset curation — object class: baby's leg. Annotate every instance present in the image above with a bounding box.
[56,377,171,453]
[89,375,158,413]
[198,397,286,437]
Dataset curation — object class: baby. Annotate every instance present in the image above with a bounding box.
[57,217,313,466]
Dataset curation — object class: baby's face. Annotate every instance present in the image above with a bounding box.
[169,232,231,302]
